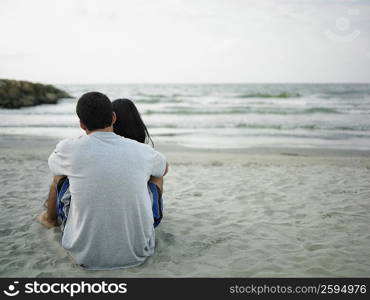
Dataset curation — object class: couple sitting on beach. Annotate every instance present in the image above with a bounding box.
[37,92,168,270]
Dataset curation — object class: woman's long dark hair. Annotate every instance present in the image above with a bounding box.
[112,98,153,146]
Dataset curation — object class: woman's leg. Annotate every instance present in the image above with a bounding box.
[148,176,164,227]
[37,175,65,228]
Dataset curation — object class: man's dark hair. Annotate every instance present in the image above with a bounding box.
[76,92,113,131]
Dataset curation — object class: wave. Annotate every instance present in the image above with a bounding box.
[233,132,370,140]
[0,124,78,128]
[135,99,161,104]
[304,107,339,114]
[320,90,370,98]
[234,123,370,132]
[144,107,341,115]
[135,98,184,104]
[0,105,345,116]
[136,92,197,98]
[1,123,369,132]
[136,93,167,98]
[237,92,301,98]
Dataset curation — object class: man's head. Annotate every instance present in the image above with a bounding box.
[76,92,116,133]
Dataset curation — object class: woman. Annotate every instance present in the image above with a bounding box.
[112,98,164,226]
[112,98,163,194]
[53,98,164,231]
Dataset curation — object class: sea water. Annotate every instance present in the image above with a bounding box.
[1,83,370,149]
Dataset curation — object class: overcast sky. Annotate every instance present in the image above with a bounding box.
[0,0,369,84]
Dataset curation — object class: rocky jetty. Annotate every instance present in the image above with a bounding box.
[0,79,72,109]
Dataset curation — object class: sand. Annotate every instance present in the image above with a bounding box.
[0,134,370,277]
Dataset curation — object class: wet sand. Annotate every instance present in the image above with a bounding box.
[0,134,370,277]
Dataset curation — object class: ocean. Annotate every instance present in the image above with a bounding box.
[1,83,370,149]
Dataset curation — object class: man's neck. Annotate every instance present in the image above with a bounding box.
[86,126,113,135]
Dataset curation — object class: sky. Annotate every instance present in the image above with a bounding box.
[0,0,369,84]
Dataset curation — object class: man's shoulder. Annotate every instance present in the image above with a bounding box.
[117,138,162,160]
[120,137,153,150]
[55,135,87,151]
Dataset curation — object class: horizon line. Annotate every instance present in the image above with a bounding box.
[54,81,370,85]
[2,78,370,85]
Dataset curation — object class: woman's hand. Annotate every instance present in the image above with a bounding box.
[36,211,59,228]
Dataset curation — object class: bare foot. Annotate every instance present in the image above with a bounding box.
[36,211,58,228]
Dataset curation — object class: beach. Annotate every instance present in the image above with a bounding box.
[1,134,369,277]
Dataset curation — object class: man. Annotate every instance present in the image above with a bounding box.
[37,92,168,269]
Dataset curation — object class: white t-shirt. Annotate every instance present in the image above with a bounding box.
[48,131,167,269]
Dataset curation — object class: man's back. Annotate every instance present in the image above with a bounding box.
[48,131,166,269]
